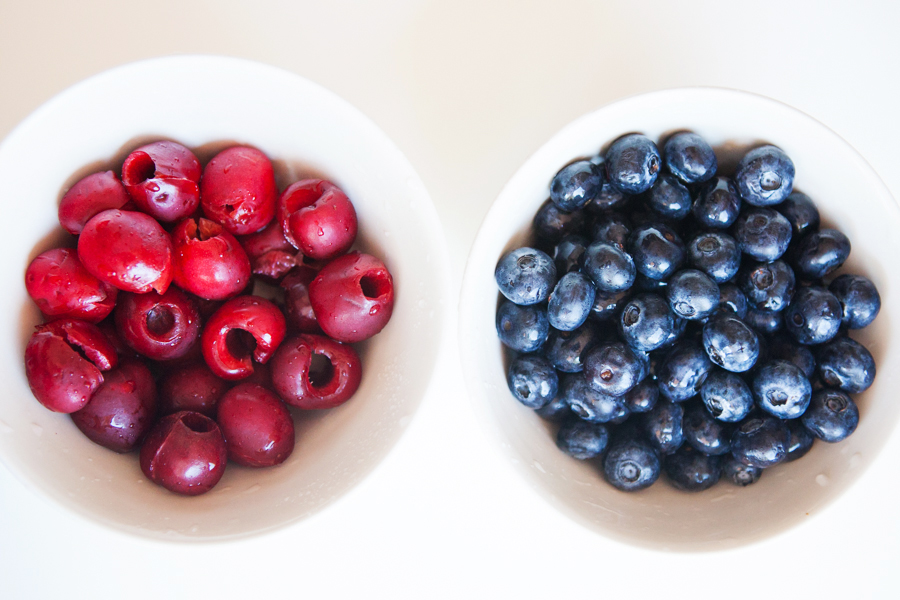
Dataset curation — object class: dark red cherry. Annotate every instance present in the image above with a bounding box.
[58,170,131,235]
[201,295,287,381]
[114,287,200,361]
[25,247,117,323]
[139,410,227,496]
[158,362,229,418]
[280,265,321,333]
[121,141,201,223]
[270,334,361,409]
[172,217,251,300]
[278,179,357,261]
[200,146,277,235]
[237,220,298,281]
[216,383,294,467]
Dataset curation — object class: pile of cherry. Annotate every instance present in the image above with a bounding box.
[23,141,395,496]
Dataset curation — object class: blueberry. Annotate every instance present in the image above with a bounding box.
[590,214,631,250]
[586,181,630,212]
[657,340,713,402]
[721,455,763,487]
[665,445,722,491]
[785,418,815,461]
[734,207,793,262]
[628,223,686,281]
[552,233,588,275]
[744,307,783,335]
[752,360,812,419]
[635,273,669,292]
[623,378,659,413]
[816,336,876,393]
[734,145,795,206]
[769,334,817,378]
[533,200,583,243]
[666,269,720,321]
[495,247,557,305]
[682,402,732,455]
[778,191,820,237]
[829,274,881,329]
[801,389,859,443]
[783,286,842,345]
[619,293,683,352]
[643,399,685,454]
[560,374,630,423]
[692,176,742,229]
[791,228,851,279]
[605,134,661,194]
[547,272,596,331]
[589,288,631,322]
[556,415,610,459]
[730,416,791,468]
[700,369,754,422]
[496,301,550,352]
[550,160,603,212]
[584,341,649,397]
[544,323,598,373]
[646,173,692,220]
[534,394,572,422]
[582,242,636,292]
[702,314,760,373]
[718,283,749,319]
[603,438,661,492]
[507,354,559,409]
[738,260,796,312]
[663,131,717,185]
[688,232,741,283]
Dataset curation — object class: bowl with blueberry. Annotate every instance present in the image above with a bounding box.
[0,56,449,540]
[459,87,900,550]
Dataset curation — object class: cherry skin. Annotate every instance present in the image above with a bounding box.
[172,217,252,301]
[158,362,230,418]
[121,141,201,223]
[58,170,131,235]
[278,179,358,261]
[201,295,287,381]
[309,251,394,343]
[237,220,298,281]
[70,360,157,453]
[78,209,174,294]
[270,333,362,409]
[280,265,321,333]
[24,319,118,413]
[216,382,295,467]
[201,146,277,235]
[25,247,118,323]
[114,286,201,361]
[139,410,227,496]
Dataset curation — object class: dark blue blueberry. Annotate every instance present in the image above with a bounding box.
[721,455,762,487]
[682,402,732,455]
[744,307,783,335]
[666,269,720,321]
[628,223,685,281]
[556,415,609,459]
[544,323,598,373]
[692,176,741,229]
[778,191,820,237]
[547,272,596,331]
[791,228,851,279]
[663,131,717,184]
[590,214,631,250]
[657,340,713,402]
[534,394,571,422]
[496,301,549,352]
[785,418,815,461]
[688,232,740,283]
[495,247,557,305]
[589,288,631,322]
[582,242,636,293]
[734,145,795,206]
[586,181,630,212]
[646,173,692,220]
[664,445,722,491]
[643,399,685,454]
[584,341,649,397]
[734,207,792,262]
[603,438,661,492]
[533,200,583,243]
[552,233,588,275]
[550,160,603,212]
[619,293,682,352]
[605,134,661,194]
[801,389,859,443]
[561,374,629,423]
[700,369,754,423]
[623,378,659,413]
[784,286,842,345]
[752,360,812,419]
[702,314,759,373]
[507,354,558,409]
[816,336,876,393]
[635,273,669,292]
[769,334,816,378]
[730,416,791,468]
[829,274,881,329]
[718,283,749,319]
[738,260,795,312]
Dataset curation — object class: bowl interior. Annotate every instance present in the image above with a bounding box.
[0,56,448,541]
[459,88,900,551]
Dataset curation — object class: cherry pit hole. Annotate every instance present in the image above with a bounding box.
[308,352,335,388]
[360,272,391,299]
[226,328,257,360]
[179,412,215,433]
[123,151,156,185]
[146,305,177,338]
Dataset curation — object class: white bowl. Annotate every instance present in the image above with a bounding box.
[459,88,900,551]
[0,56,449,541]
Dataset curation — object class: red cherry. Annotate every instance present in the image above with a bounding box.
[201,295,286,381]
[121,141,201,222]
[200,146,277,235]
[278,179,357,261]
[172,217,251,300]
[280,265,321,333]
[216,383,294,467]
[270,334,361,409]
[58,170,131,235]
[158,362,229,418]
[114,287,201,361]
[237,220,298,281]
[25,247,118,323]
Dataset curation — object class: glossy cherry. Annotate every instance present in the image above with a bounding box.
[271,333,362,409]
[309,251,394,343]
[158,362,230,418]
[238,220,299,281]
[172,217,251,300]
[139,410,227,496]
[58,170,132,235]
[25,247,118,323]
[281,265,321,333]
[201,146,277,235]
[278,179,358,261]
[216,382,295,467]
[115,287,201,361]
[121,141,201,222]
[201,295,287,380]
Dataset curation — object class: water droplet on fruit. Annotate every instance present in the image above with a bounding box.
[369,306,379,315]
[31,423,43,437]
[147,182,160,192]
[317,228,324,236]
[815,473,830,486]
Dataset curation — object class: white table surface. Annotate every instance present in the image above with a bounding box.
[2,1,899,598]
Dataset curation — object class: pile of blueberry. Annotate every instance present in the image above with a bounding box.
[495,132,879,492]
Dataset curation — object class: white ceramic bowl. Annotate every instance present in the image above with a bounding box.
[0,56,449,541]
[459,88,900,551]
